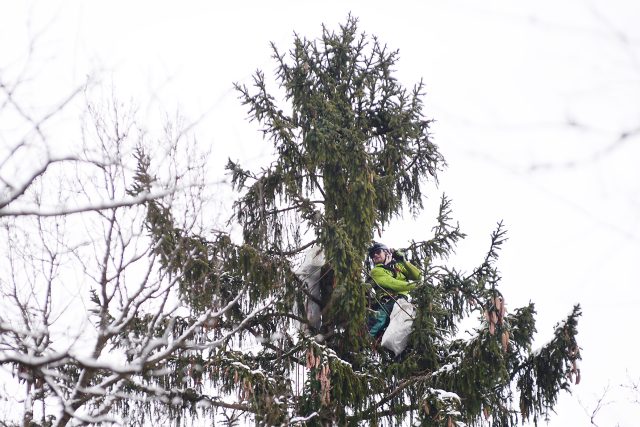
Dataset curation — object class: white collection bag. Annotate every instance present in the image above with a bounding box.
[294,245,325,331]
[380,298,415,356]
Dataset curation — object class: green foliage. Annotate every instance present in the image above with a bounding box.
[120,15,582,427]
[516,305,582,424]
[230,15,444,352]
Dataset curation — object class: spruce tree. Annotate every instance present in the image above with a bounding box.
[133,16,581,426]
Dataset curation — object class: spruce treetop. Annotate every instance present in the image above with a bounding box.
[230,16,443,345]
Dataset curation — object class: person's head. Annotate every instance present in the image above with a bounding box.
[368,242,391,265]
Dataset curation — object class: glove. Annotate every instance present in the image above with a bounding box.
[392,250,406,262]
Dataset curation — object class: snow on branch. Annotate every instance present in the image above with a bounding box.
[0,188,176,217]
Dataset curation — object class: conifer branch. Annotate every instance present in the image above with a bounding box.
[269,239,318,256]
[355,371,432,420]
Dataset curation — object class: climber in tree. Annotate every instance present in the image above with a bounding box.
[366,242,422,337]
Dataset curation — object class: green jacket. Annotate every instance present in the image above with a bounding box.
[369,260,422,297]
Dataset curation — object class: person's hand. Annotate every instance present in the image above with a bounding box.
[392,249,406,262]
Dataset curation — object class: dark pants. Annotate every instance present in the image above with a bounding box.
[367,298,396,337]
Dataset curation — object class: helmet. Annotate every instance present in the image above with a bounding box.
[368,242,389,258]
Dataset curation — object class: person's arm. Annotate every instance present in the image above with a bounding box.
[392,250,422,281]
[370,267,416,293]
[399,261,422,281]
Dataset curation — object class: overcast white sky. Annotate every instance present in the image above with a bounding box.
[3,0,640,425]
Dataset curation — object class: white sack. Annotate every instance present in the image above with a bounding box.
[294,245,325,331]
[380,298,415,356]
